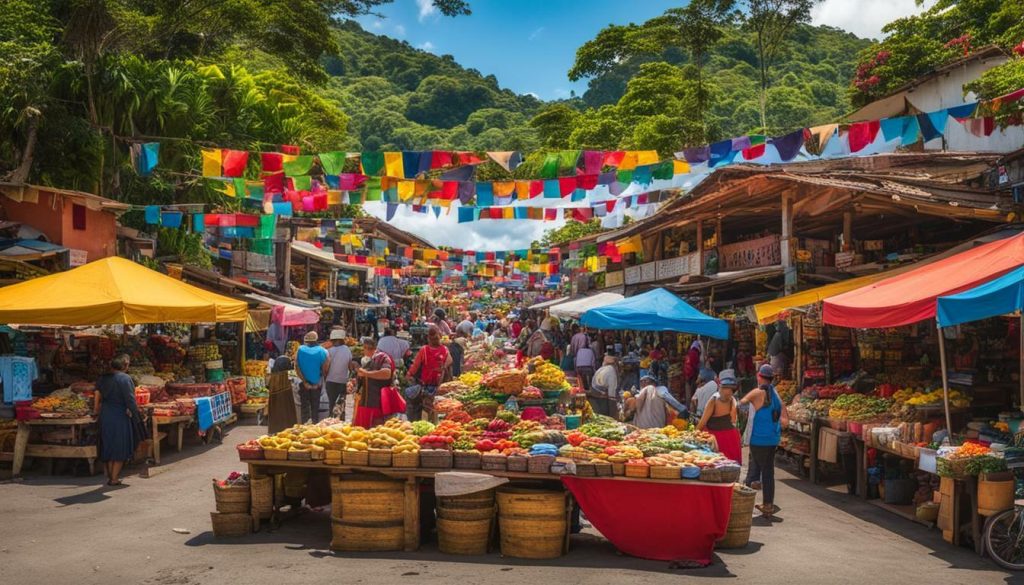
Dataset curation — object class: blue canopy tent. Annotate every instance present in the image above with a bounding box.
[580,288,730,339]
[936,265,1024,424]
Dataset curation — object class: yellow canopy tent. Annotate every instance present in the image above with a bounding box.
[753,271,895,324]
[0,257,247,325]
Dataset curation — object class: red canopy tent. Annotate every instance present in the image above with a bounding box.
[823,232,1024,329]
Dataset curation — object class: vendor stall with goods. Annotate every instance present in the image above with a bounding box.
[0,257,248,475]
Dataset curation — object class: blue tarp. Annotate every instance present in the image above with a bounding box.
[580,288,730,339]
[936,265,1024,327]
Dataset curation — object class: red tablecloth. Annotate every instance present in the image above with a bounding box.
[562,477,733,564]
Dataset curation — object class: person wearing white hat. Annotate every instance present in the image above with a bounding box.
[325,329,354,420]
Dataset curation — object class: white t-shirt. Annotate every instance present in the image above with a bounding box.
[592,365,619,396]
[377,336,410,365]
[325,345,353,384]
[693,380,720,416]
[575,347,596,368]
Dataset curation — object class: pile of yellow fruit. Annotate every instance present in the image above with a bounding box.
[458,372,483,387]
[606,446,644,463]
[369,419,419,453]
[244,397,267,405]
[894,388,970,407]
[527,362,568,390]
[243,360,267,377]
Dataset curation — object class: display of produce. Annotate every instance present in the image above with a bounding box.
[526,360,570,391]
[827,394,893,421]
[891,387,971,408]
[31,388,91,417]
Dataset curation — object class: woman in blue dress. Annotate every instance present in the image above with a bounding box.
[94,354,141,486]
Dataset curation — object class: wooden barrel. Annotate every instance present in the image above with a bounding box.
[436,490,495,555]
[978,475,1014,516]
[330,475,405,551]
[496,487,567,559]
[717,484,756,549]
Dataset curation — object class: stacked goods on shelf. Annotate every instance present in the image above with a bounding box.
[30,388,91,418]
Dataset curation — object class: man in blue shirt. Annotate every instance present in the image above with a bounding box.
[295,330,329,423]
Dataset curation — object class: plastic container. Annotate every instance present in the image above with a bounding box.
[564,414,581,430]
[917,448,937,474]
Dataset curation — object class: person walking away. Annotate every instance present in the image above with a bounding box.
[406,326,452,421]
[295,331,329,423]
[633,374,690,429]
[741,364,788,518]
[431,308,453,336]
[589,355,619,418]
[569,325,589,357]
[691,367,720,419]
[378,327,411,367]
[325,329,354,420]
[456,312,476,337]
[267,354,297,433]
[95,354,142,486]
[448,331,467,377]
[574,336,596,392]
[683,340,703,401]
[352,337,395,428]
[696,372,742,464]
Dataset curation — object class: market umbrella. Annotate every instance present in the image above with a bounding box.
[548,292,624,320]
[936,265,1024,423]
[580,288,729,339]
[0,256,247,325]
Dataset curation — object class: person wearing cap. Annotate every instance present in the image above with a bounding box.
[696,372,742,464]
[691,367,720,419]
[295,330,329,423]
[740,363,788,518]
[633,373,689,429]
[325,329,354,420]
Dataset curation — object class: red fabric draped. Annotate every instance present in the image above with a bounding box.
[848,120,881,153]
[561,477,732,564]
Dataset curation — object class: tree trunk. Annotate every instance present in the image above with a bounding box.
[757,34,768,134]
[7,113,40,184]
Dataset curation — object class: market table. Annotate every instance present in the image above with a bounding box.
[243,459,734,562]
[150,414,193,464]
[11,416,98,477]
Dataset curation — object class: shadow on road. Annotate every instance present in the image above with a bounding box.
[181,508,739,577]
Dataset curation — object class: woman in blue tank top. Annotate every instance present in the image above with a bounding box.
[740,364,788,518]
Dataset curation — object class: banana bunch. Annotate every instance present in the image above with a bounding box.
[369,425,413,449]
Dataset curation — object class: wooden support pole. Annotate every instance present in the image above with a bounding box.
[781,192,796,295]
[305,256,312,294]
[696,221,704,275]
[842,211,853,252]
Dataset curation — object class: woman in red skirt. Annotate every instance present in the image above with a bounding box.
[696,371,742,464]
[351,337,398,428]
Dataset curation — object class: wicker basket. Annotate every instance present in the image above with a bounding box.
[310,448,326,461]
[368,448,393,467]
[343,450,370,466]
[700,466,723,482]
[625,463,650,478]
[528,454,555,474]
[210,511,251,537]
[250,475,273,520]
[454,450,482,469]
[593,461,613,476]
[420,449,453,469]
[324,450,343,466]
[481,453,507,471]
[392,450,420,468]
[213,479,251,514]
[650,465,682,480]
[236,444,264,460]
[507,455,528,472]
[718,465,742,483]
[575,462,597,477]
[467,402,499,419]
[611,462,625,476]
[288,449,312,461]
[263,447,288,460]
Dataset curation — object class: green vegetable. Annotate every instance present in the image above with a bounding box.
[411,421,435,437]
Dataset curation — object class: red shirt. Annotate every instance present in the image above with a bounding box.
[413,344,449,385]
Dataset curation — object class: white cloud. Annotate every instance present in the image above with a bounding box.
[415,0,437,22]
[528,27,545,41]
[811,0,936,40]
[393,24,406,37]
[525,91,540,99]
[370,19,383,30]
[552,88,570,99]
[419,41,435,52]
[365,203,557,251]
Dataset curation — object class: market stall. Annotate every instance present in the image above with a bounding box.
[548,292,624,320]
[0,257,248,475]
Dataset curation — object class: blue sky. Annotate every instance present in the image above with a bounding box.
[356,0,681,100]
[356,0,934,250]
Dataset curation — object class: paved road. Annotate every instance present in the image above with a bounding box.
[1,421,1019,585]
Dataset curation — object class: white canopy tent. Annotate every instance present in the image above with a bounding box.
[548,292,625,320]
